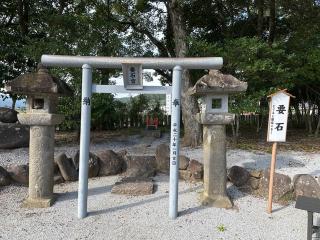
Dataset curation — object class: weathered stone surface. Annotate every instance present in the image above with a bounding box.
[179,170,192,181]
[179,155,190,170]
[123,155,156,178]
[54,174,65,185]
[55,153,78,181]
[73,151,100,178]
[248,177,260,190]
[187,160,203,181]
[7,164,29,185]
[227,166,250,187]
[111,177,154,195]
[0,166,11,186]
[155,144,170,173]
[0,107,18,123]
[259,169,292,201]
[96,150,125,176]
[117,149,128,159]
[201,194,233,209]
[250,170,263,178]
[0,124,29,149]
[293,174,320,199]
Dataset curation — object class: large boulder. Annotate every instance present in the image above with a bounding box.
[0,107,18,123]
[0,124,29,149]
[293,174,320,199]
[7,164,29,185]
[111,177,154,195]
[187,160,203,181]
[96,150,125,176]
[123,155,156,178]
[73,151,100,178]
[155,144,170,173]
[0,166,11,186]
[55,153,78,181]
[227,166,250,187]
[259,169,292,201]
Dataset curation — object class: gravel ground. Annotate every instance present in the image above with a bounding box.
[0,134,319,240]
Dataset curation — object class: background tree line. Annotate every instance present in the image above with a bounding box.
[1,0,319,143]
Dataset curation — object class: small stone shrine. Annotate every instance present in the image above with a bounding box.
[189,70,247,208]
[5,64,72,207]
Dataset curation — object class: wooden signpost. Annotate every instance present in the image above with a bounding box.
[266,89,295,214]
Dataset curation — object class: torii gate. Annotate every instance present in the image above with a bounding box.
[41,55,223,219]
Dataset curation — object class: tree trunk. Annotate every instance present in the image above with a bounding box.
[256,0,264,37]
[168,0,202,147]
[315,114,320,137]
[268,0,276,44]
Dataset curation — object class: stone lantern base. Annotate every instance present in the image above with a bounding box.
[22,196,56,208]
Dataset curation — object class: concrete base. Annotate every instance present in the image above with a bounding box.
[201,193,233,209]
[22,196,56,208]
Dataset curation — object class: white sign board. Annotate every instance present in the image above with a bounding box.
[267,92,290,142]
[122,63,143,90]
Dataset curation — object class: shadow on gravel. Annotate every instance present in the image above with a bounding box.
[56,185,113,202]
[89,186,202,217]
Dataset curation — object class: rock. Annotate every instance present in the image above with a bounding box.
[293,174,320,199]
[73,151,100,178]
[123,155,156,178]
[55,153,78,181]
[187,160,203,181]
[0,107,18,123]
[117,149,128,159]
[96,150,125,176]
[0,166,11,186]
[54,174,65,185]
[259,169,292,201]
[248,177,260,190]
[250,170,263,178]
[179,155,190,170]
[228,166,250,187]
[7,164,29,185]
[111,177,154,195]
[155,144,170,173]
[0,124,29,149]
[179,170,192,181]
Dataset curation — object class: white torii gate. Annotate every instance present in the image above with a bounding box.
[41,55,223,219]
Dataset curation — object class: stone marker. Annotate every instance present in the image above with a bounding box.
[111,177,154,195]
[5,64,73,208]
[0,107,18,123]
[293,174,320,199]
[7,164,29,185]
[0,166,11,186]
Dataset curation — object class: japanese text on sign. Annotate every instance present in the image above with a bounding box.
[267,92,290,142]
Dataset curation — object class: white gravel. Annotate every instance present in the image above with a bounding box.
[0,134,319,240]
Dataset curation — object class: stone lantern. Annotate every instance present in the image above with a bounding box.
[5,64,72,207]
[189,70,247,208]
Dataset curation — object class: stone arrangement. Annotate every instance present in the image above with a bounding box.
[1,142,318,204]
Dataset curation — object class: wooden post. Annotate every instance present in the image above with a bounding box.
[267,142,278,213]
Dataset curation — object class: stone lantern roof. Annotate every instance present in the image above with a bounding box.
[5,64,73,96]
[189,70,247,95]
